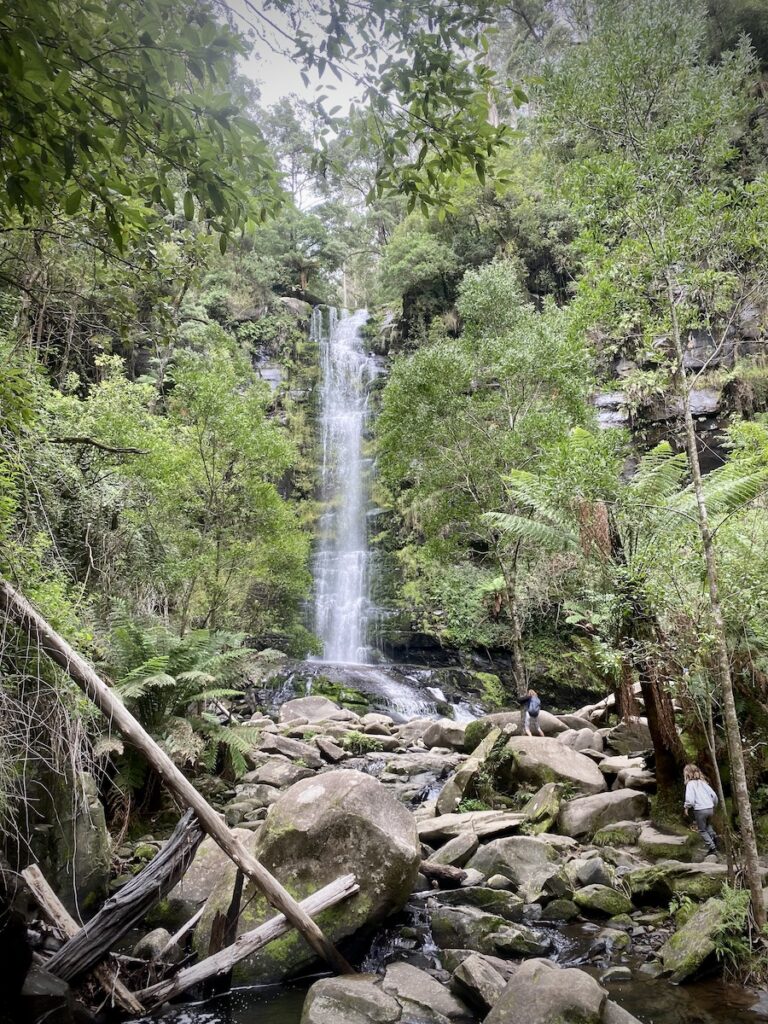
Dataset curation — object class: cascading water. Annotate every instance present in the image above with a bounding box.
[311,307,378,664]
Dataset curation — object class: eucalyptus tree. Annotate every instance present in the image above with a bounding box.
[541,0,768,923]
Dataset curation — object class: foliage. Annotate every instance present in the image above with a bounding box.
[341,731,383,755]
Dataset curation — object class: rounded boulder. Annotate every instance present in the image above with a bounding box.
[195,770,420,981]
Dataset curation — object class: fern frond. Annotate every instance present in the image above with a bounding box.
[185,687,241,703]
[484,511,578,551]
[503,468,572,528]
[629,443,687,502]
[117,671,178,699]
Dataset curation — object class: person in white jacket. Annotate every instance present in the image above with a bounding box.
[683,764,719,856]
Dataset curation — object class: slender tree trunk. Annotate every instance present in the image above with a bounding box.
[667,273,765,927]
[496,540,527,696]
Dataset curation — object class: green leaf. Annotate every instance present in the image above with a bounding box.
[183,189,195,220]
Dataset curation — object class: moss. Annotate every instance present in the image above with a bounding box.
[132,842,158,861]
[573,885,633,917]
[474,672,506,710]
[593,826,637,848]
[464,719,493,753]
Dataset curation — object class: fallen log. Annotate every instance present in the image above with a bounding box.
[47,809,203,982]
[0,578,352,976]
[420,860,468,888]
[136,873,359,1008]
[22,864,144,1016]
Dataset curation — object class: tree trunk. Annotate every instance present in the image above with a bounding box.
[46,810,203,981]
[639,672,684,806]
[666,273,765,928]
[0,578,355,973]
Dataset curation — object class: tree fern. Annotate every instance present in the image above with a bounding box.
[484,511,579,551]
[628,442,688,503]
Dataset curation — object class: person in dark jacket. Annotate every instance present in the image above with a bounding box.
[519,687,543,736]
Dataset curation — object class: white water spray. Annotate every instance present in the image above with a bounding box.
[311,308,378,663]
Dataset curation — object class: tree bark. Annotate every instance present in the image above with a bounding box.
[46,809,203,981]
[22,865,144,1015]
[0,577,355,973]
[666,273,765,927]
[136,874,359,1009]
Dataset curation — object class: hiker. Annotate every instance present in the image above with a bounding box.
[519,687,543,736]
[683,763,719,856]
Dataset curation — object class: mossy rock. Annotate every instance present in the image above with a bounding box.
[132,843,158,862]
[194,770,420,982]
[573,884,633,917]
[659,897,728,982]
[593,822,642,848]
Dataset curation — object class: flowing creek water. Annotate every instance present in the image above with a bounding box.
[135,309,768,1024]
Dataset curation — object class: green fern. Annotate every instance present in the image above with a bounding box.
[484,511,578,551]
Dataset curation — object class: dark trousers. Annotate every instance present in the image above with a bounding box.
[694,807,717,851]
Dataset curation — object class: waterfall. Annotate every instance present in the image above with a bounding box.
[311,307,378,663]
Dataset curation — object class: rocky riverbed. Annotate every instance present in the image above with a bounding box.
[22,690,768,1023]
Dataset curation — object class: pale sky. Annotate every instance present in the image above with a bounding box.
[225,0,362,108]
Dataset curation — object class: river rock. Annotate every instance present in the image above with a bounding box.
[658,896,728,981]
[381,962,472,1021]
[566,856,613,889]
[557,789,649,838]
[133,927,172,961]
[279,696,359,725]
[300,975,401,1024]
[418,810,524,843]
[424,718,468,751]
[559,728,604,753]
[430,905,548,957]
[466,836,562,902]
[558,714,599,732]
[605,719,652,755]
[540,898,579,921]
[314,736,347,763]
[501,737,607,795]
[157,828,259,927]
[436,727,502,814]
[593,820,643,847]
[451,952,507,1011]
[465,711,566,752]
[433,886,525,922]
[637,825,698,862]
[614,767,656,791]
[19,967,78,1024]
[573,884,633,916]
[627,861,728,903]
[256,733,325,769]
[430,833,479,868]
[396,717,435,745]
[195,770,420,982]
[599,754,645,776]
[485,958,607,1024]
[603,1002,644,1024]
[521,783,561,834]
[248,755,316,788]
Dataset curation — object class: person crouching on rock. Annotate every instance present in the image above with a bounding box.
[683,763,719,858]
[520,688,543,737]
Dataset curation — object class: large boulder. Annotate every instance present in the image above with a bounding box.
[572,884,633,917]
[485,958,607,1024]
[451,952,507,1012]
[155,829,258,928]
[658,897,729,982]
[637,825,699,862]
[300,968,472,1024]
[627,861,728,904]
[464,710,565,752]
[417,810,524,844]
[278,696,359,725]
[557,790,649,838]
[559,728,604,753]
[605,720,652,755]
[430,905,549,958]
[195,770,420,981]
[466,836,563,902]
[501,737,607,796]
[300,975,401,1024]
[423,718,468,751]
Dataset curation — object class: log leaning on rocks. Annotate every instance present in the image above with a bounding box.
[420,860,468,888]
[22,864,144,1016]
[0,577,353,977]
[136,873,359,1008]
[47,809,204,982]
